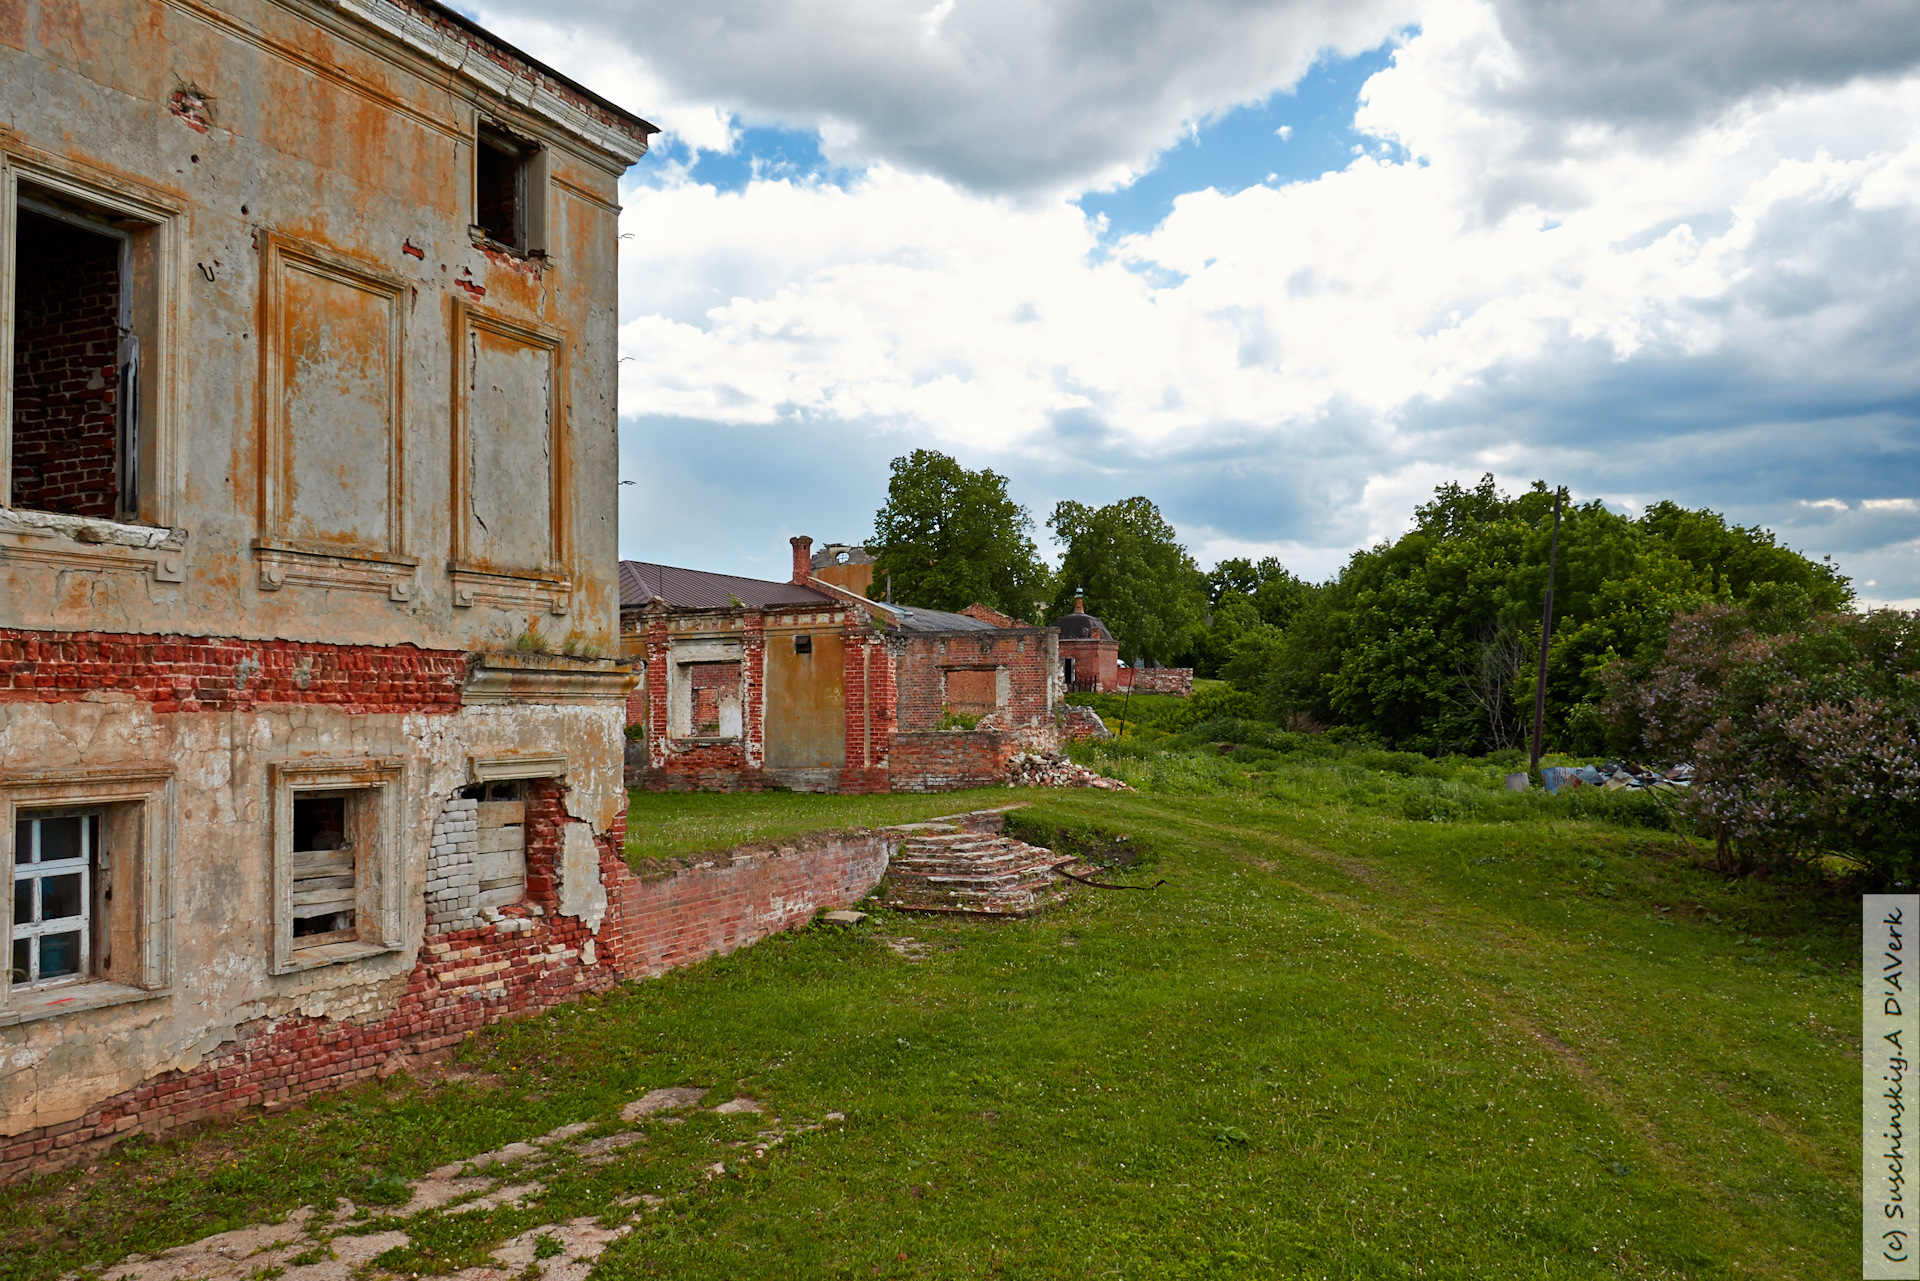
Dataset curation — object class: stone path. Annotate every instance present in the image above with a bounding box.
[95,1088,842,1281]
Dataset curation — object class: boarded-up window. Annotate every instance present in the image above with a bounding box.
[945,669,998,718]
[465,780,527,910]
[290,792,356,946]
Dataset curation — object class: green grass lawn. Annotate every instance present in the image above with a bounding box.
[2,751,1857,1280]
[623,788,1023,863]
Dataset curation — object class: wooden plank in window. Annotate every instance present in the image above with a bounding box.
[476,801,525,827]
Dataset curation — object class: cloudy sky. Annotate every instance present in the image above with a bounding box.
[467,0,1920,603]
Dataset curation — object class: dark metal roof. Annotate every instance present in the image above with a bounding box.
[1052,612,1113,641]
[620,561,836,612]
[883,604,1003,634]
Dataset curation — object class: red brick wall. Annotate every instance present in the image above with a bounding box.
[888,729,1020,792]
[0,629,469,714]
[8,211,122,519]
[838,624,894,794]
[893,629,1053,732]
[0,801,888,1185]
[1059,637,1118,692]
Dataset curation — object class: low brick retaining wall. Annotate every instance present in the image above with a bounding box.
[1115,667,1193,696]
[0,822,890,1184]
[888,729,1021,792]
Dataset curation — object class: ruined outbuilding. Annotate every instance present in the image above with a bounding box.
[621,537,1062,793]
[1,0,657,1179]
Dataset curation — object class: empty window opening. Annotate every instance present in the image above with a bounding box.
[794,634,813,655]
[10,200,137,519]
[11,808,101,988]
[290,792,356,945]
[475,126,533,251]
[460,779,528,909]
[685,660,742,738]
[1062,657,1075,685]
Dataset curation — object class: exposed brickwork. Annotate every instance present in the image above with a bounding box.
[891,628,1053,732]
[1117,667,1194,696]
[0,629,469,714]
[9,210,122,519]
[889,729,1021,792]
[0,796,885,1186]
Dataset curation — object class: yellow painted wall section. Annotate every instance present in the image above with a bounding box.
[764,631,846,769]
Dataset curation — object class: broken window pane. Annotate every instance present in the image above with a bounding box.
[10,207,127,519]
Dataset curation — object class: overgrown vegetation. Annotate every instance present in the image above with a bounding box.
[4,757,1855,1280]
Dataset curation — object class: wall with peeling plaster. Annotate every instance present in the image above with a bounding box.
[0,2,650,1149]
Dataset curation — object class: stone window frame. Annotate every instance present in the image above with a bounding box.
[666,639,746,743]
[268,758,405,976]
[0,145,188,585]
[0,766,175,1027]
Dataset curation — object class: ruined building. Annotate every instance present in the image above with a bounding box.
[1,1,656,1178]
[621,537,1062,793]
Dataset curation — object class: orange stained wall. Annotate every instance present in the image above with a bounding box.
[0,0,649,655]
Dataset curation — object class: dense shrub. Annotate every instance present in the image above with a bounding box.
[1601,604,1920,881]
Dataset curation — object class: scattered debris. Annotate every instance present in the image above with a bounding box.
[1541,763,1693,795]
[819,909,869,925]
[1007,752,1131,790]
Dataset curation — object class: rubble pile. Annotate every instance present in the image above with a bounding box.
[1541,762,1693,795]
[1008,751,1132,790]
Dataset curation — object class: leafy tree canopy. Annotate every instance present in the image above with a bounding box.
[1229,474,1852,754]
[1048,497,1208,665]
[868,450,1049,621]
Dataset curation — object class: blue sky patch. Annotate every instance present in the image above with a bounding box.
[1076,38,1413,241]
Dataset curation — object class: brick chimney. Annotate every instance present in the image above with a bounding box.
[790,535,814,585]
[1074,590,1085,614]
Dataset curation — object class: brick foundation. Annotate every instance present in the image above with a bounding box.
[0,807,888,1185]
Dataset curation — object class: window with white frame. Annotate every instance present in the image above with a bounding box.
[10,808,97,988]
[2,768,173,1018]
[270,760,404,974]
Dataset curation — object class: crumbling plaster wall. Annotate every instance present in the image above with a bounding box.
[0,0,640,654]
[0,690,626,1138]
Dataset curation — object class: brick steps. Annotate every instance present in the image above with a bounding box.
[882,829,1081,917]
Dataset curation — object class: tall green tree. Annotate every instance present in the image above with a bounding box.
[868,450,1049,620]
[1047,497,1207,665]
[1241,475,1852,754]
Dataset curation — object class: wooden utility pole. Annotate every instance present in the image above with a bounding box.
[1529,488,1564,772]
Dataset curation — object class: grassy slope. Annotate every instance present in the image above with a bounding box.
[2,769,1855,1280]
